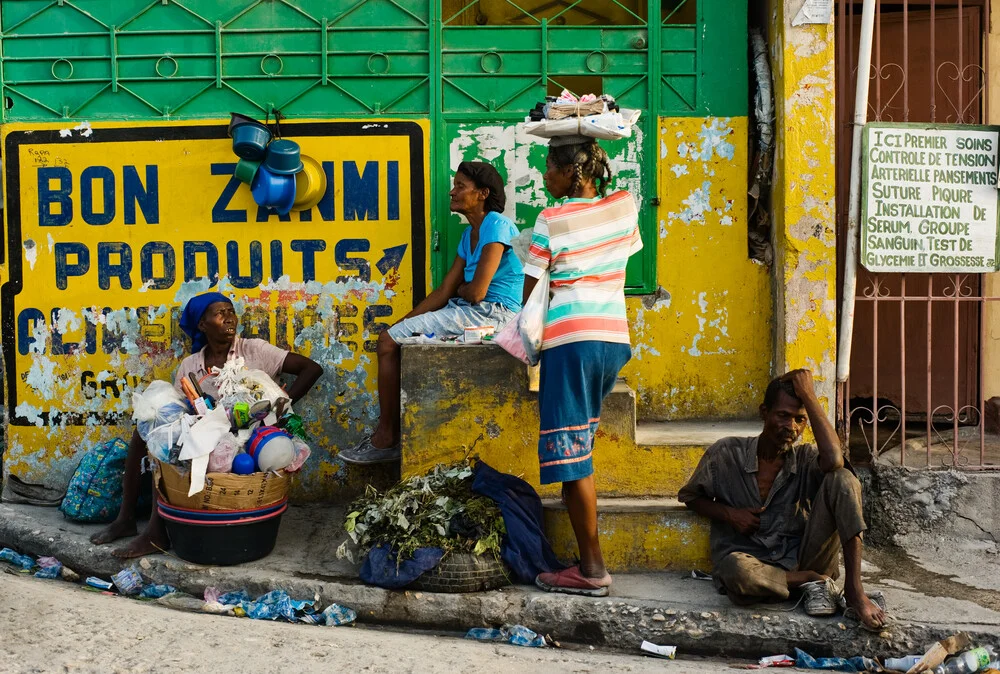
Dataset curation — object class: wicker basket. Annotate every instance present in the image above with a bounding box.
[409,552,511,593]
[154,459,289,511]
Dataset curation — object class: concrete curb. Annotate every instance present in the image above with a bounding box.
[2,504,997,660]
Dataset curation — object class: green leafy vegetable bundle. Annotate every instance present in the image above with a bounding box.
[337,460,505,564]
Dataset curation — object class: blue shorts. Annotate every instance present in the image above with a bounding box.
[537,341,632,484]
[386,298,516,343]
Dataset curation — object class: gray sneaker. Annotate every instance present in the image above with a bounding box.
[339,437,401,465]
[801,579,839,616]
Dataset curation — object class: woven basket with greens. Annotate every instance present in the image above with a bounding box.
[336,459,505,565]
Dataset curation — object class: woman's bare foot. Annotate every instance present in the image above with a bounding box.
[90,517,137,545]
[844,586,886,630]
[112,530,169,559]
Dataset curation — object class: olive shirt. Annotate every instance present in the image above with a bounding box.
[677,436,828,571]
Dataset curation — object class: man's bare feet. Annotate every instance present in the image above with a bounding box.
[111,531,169,559]
[844,586,886,630]
[90,517,137,545]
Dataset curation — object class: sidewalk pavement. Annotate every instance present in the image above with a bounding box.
[2,501,998,661]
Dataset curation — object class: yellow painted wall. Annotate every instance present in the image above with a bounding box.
[624,116,773,420]
[768,0,838,415]
[0,119,427,500]
[983,3,1000,399]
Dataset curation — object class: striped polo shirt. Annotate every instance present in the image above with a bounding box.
[523,191,642,350]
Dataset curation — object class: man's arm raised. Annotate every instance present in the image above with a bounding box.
[782,369,843,473]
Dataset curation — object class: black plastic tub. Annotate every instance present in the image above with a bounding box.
[158,504,287,566]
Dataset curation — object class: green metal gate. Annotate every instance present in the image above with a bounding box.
[0,0,747,292]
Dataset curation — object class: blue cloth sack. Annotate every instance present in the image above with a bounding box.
[359,544,444,590]
[59,438,131,523]
[471,461,567,583]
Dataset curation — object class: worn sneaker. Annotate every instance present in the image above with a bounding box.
[338,437,401,465]
[801,578,839,616]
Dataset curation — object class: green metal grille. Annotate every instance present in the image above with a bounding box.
[0,0,748,292]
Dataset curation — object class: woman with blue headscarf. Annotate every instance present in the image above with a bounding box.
[90,292,323,559]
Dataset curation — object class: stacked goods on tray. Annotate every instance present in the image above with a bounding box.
[132,358,311,564]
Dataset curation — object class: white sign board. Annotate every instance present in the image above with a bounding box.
[861,123,1000,273]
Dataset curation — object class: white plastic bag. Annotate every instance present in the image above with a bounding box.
[495,314,529,365]
[519,269,549,367]
[132,380,185,423]
[523,109,641,141]
[208,432,241,473]
[285,437,312,473]
[146,418,184,463]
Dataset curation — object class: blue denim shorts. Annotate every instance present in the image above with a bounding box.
[386,298,516,343]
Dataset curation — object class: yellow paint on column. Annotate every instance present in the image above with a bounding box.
[982,2,1000,399]
[622,116,772,421]
[768,0,838,413]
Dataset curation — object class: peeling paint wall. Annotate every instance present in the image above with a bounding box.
[625,117,772,419]
[1,121,420,499]
[768,0,838,416]
[448,117,771,420]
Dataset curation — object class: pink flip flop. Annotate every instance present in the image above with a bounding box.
[535,566,613,597]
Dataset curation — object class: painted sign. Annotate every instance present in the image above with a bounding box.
[0,120,428,490]
[861,122,1000,273]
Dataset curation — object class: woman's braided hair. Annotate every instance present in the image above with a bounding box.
[547,140,614,198]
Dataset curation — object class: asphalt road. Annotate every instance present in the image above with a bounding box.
[0,571,775,674]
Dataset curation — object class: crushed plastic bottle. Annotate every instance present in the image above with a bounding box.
[885,655,923,672]
[935,647,998,674]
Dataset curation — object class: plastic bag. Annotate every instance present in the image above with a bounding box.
[208,432,241,473]
[137,400,189,443]
[132,380,186,424]
[523,109,641,141]
[285,437,311,473]
[242,369,287,405]
[519,269,550,366]
[495,314,529,365]
[146,418,184,463]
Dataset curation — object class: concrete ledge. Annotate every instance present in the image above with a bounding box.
[3,502,998,661]
[542,498,711,572]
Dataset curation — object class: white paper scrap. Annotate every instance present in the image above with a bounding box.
[792,0,833,26]
[640,641,677,659]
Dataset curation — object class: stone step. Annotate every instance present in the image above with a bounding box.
[542,497,711,573]
[631,420,761,496]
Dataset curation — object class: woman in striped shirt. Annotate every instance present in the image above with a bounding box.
[523,136,643,597]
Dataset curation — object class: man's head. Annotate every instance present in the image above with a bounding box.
[759,376,807,452]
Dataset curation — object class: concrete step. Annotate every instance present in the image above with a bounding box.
[631,420,761,496]
[542,497,711,573]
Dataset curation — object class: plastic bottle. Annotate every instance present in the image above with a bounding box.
[935,647,998,674]
[885,655,922,671]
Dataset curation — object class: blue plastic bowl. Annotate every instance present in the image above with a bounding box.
[250,165,296,215]
[157,496,286,521]
[264,139,303,175]
[232,123,272,161]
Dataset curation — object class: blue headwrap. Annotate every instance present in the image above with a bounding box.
[179,292,233,354]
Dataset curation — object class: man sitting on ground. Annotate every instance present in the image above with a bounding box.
[678,369,886,630]
[90,292,323,558]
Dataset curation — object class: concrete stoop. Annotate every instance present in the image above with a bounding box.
[542,498,711,572]
[4,502,999,662]
[398,343,765,573]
